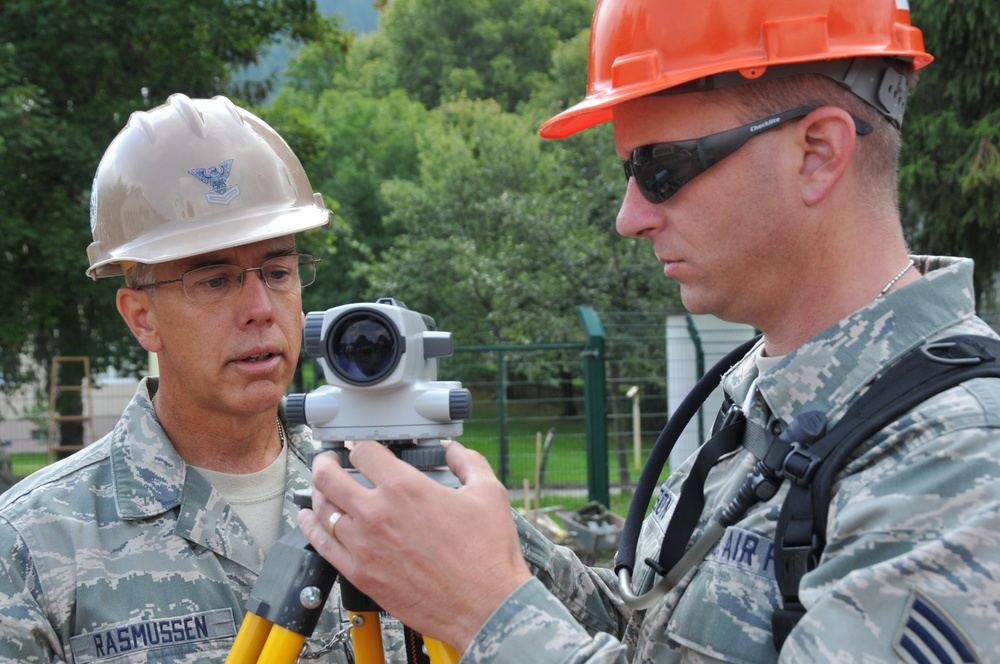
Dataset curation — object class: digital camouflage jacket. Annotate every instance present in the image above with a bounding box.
[0,378,407,664]
[469,256,1000,663]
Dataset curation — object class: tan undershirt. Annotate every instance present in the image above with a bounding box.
[195,445,289,556]
[755,348,785,375]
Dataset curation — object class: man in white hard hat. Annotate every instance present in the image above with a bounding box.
[298,0,1000,662]
[0,94,404,662]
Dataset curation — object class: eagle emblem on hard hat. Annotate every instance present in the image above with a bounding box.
[188,159,241,205]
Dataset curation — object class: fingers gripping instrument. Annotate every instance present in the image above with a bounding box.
[225,495,461,664]
[227,298,470,664]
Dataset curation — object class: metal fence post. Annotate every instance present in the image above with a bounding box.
[578,306,609,507]
[684,313,706,443]
[496,349,509,486]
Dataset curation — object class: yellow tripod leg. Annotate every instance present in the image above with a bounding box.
[423,637,461,664]
[257,623,307,664]
[349,611,386,664]
[225,612,273,664]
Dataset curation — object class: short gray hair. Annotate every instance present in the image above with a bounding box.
[123,263,157,289]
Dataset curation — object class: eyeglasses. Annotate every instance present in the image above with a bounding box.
[134,253,320,302]
[622,106,874,204]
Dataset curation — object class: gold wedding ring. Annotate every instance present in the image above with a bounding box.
[327,511,343,539]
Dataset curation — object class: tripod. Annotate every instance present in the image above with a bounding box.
[225,444,462,664]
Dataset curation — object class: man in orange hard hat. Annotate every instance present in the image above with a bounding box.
[300,1,1000,661]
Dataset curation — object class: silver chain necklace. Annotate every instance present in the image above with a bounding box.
[276,416,287,448]
[875,259,915,301]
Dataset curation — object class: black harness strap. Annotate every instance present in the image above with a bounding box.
[614,332,1000,651]
[648,411,746,576]
[615,334,761,575]
[771,335,1000,649]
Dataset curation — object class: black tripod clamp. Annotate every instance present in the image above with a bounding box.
[243,492,340,638]
[246,457,397,641]
[230,448,461,664]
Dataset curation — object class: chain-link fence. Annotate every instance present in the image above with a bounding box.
[443,311,674,498]
[0,313,680,482]
[0,373,137,478]
[443,311,757,506]
[1,310,754,500]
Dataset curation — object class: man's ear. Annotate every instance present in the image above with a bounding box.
[116,288,163,353]
[795,106,859,207]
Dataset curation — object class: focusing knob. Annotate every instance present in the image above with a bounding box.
[400,444,448,469]
[303,311,326,359]
[334,447,352,468]
[285,393,307,427]
[450,389,473,420]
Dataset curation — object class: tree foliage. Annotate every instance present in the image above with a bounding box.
[363,0,594,112]
[902,0,1000,306]
[5,0,996,406]
[0,0,334,393]
[266,82,432,306]
[355,97,678,346]
[273,0,680,347]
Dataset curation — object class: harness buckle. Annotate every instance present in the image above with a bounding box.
[780,443,821,487]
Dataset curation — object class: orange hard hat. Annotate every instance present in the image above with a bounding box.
[540,0,933,139]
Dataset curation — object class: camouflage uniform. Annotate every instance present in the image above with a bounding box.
[469,256,1000,663]
[0,378,407,664]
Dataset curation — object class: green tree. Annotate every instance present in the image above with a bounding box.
[0,1,335,448]
[267,75,432,306]
[356,97,678,346]
[355,0,594,112]
[903,0,1000,307]
[354,95,679,489]
[268,1,679,489]
[270,0,678,344]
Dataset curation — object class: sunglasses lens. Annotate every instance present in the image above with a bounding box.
[637,167,675,204]
[627,145,700,204]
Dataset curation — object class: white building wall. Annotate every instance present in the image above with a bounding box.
[1,367,139,456]
[665,315,756,471]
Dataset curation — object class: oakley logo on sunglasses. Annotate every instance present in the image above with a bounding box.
[622,106,874,205]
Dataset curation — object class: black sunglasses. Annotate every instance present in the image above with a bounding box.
[622,106,874,204]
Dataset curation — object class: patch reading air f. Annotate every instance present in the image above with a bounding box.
[188,159,241,204]
[69,608,236,663]
[705,526,776,577]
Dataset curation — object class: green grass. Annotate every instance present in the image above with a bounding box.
[513,492,639,520]
[458,397,668,518]
[462,399,667,474]
[7,452,47,477]
[6,399,666,520]
[457,398,590,484]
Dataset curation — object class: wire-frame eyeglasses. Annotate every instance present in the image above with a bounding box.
[133,253,320,302]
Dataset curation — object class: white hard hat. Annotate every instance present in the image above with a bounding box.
[87,93,329,279]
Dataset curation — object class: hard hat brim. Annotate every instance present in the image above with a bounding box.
[86,202,329,279]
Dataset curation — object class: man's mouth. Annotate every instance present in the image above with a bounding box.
[244,353,274,362]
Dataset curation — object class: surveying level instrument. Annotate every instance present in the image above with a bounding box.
[226,299,472,664]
